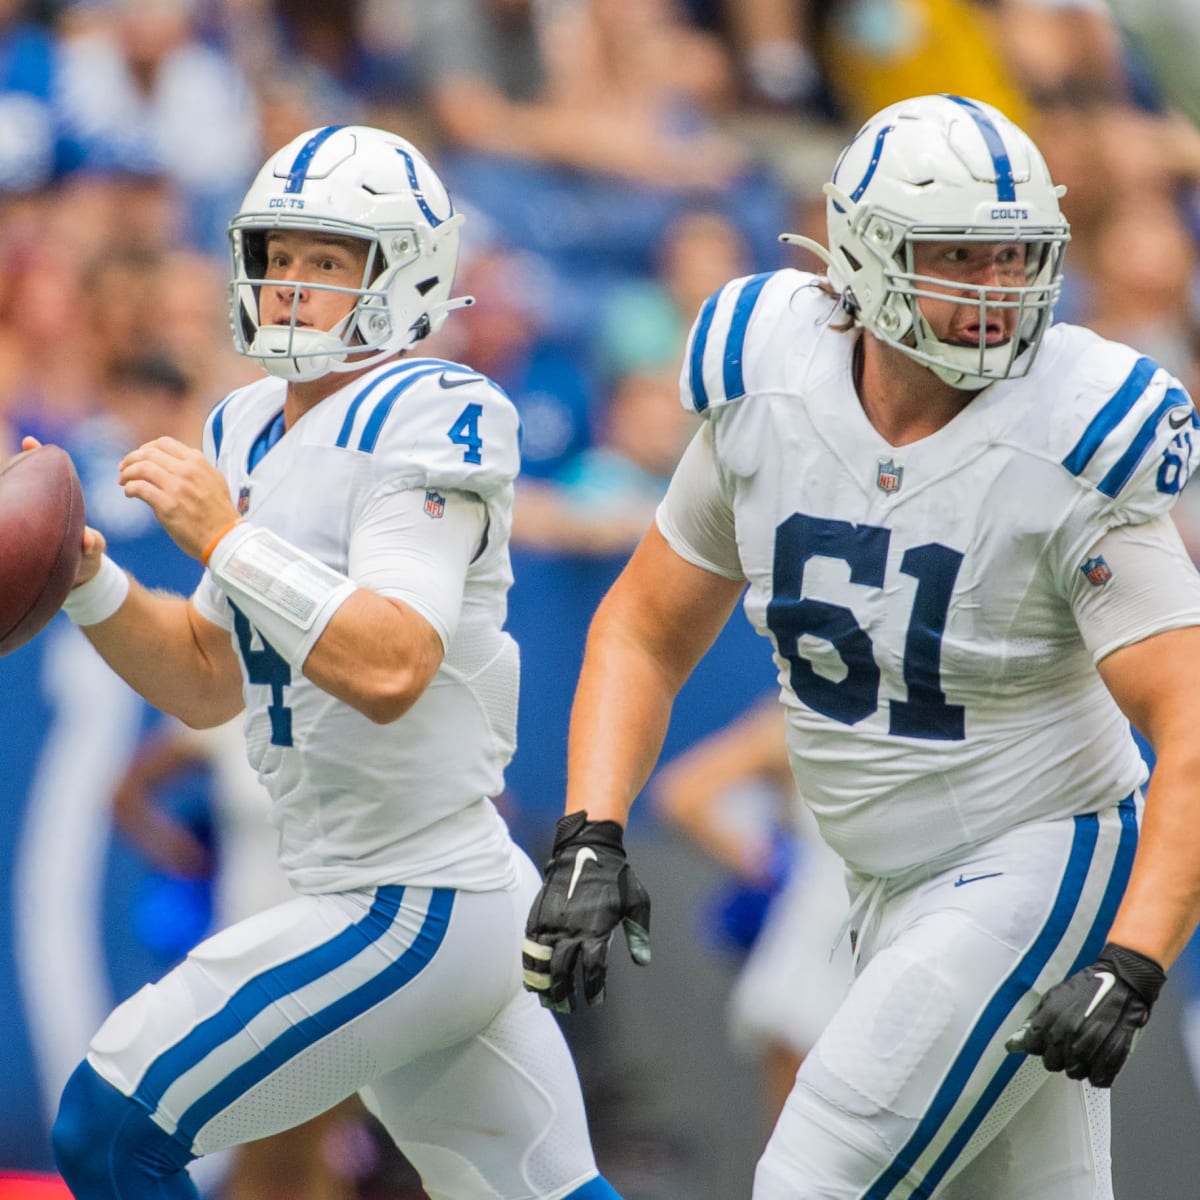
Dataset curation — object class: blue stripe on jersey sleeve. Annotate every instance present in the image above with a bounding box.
[1097,386,1190,498]
[1061,356,1159,477]
[335,363,419,448]
[208,393,236,459]
[722,273,773,402]
[688,290,721,413]
[334,359,462,449]
[358,365,452,452]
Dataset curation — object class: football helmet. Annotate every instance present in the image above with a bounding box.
[782,94,1070,389]
[228,125,472,382]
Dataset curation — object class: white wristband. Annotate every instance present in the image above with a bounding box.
[61,554,131,626]
[209,522,356,669]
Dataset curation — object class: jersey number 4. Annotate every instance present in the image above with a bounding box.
[231,605,293,747]
[447,403,483,464]
[767,513,965,740]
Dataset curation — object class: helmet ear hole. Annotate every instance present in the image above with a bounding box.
[243,231,268,279]
[415,277,439,296]
[237,303,256,344]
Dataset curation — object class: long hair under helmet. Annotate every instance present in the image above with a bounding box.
[228,125,472,382]
[781,94,1071,390]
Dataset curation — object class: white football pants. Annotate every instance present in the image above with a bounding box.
[755,797,1137,1199]
[84,852,602,1200]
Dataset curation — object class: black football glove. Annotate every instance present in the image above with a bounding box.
[1005,942,1166,1088]
[522,811,651,1012]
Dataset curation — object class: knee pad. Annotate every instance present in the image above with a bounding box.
[53,1061,196,1199]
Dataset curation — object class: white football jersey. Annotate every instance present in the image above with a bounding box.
[676,270,1200,876]
[193,356,523,893]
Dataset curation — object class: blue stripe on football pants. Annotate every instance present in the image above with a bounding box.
[909,796,1138,1197]
[134,885,410,1119]
[860,808,1102,1198]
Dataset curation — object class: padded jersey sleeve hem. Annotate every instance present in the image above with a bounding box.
[655,422,745,580]
[349,485,488,652]
[1071,514,1200,663]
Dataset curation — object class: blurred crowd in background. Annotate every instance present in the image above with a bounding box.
[3,0,1200,555]
[4,1,1200,1198]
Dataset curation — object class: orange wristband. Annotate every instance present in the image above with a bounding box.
[201,518,244,566]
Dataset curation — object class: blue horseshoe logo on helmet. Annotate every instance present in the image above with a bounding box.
[394,148,453,228]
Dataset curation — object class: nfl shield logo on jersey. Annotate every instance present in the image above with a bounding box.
[876,458,903,493]
[237,485,252,515]
[1080,556,1113,586]
[423,490,446,519]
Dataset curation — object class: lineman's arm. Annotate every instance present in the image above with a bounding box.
[565,523,748,827]
[523,422,746,1010]
[522,524,745,1010]
[1006,516,1200,1085]
[566,421,748,824]
[1098,623,1200,968]
[1004,623,1200,1087]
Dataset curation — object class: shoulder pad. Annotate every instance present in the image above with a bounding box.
[1052,328,1198,522]
[332,358,521,498]
[681,270,826,415]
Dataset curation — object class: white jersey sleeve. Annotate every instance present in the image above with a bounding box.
[1046,336,1200,599]
[1056,345,1199,527]
[340,366,522,502]
[349,487,488,650]
[1070,514,1200,662]
[656,423,745,579]
[680,269,833,415]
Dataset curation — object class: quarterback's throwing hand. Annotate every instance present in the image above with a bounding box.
[1005,942,1166,1088]
[523,811,651,1012]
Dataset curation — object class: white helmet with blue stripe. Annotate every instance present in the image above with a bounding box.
[783,94,1070,389]
[228,125,472,382]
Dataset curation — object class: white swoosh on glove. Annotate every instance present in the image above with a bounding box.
[567,847,599,900]
[1084,970,1117,1018]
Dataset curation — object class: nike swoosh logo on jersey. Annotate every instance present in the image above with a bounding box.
[567,847,599,900]
[1084,970,1117,1018]
[1168,407,1195,429]
[438,372,481,388]
[953,871,1004,887]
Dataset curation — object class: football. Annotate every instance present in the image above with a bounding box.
[0,445,86,656]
